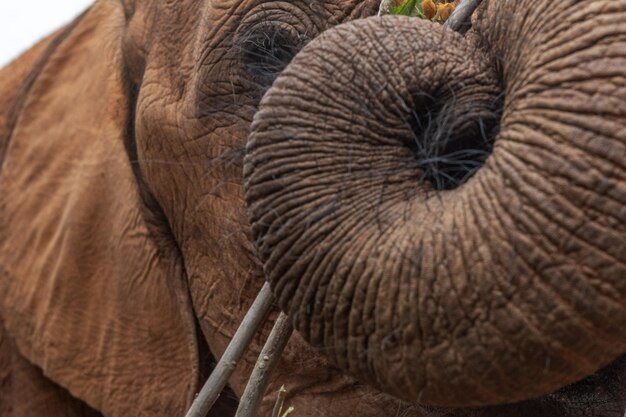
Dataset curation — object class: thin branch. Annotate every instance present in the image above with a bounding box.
[271,386,288,417]
[444,0,484,33]
[185,282,276,417]
[235,312,294,417]
[279,406,295,417]
[377,0,392,16]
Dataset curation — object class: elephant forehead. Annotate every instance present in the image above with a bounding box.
[140,0,381,79]
[130,0,383,239]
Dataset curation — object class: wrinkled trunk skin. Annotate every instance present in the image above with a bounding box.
[244,0,626,408]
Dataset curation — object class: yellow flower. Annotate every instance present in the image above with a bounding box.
[437,2,455,22]
[422,0,437,20]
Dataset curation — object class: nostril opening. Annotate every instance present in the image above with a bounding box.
[406,89,504,191]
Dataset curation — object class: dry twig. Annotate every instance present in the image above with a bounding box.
[271,386,288,417]
[184,282,275,417]
[235,313,294,417]
[444,0,484,33]
[378,0,392,16]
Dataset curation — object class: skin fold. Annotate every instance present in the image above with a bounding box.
[0,0,624,416]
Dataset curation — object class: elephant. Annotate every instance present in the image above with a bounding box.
[0,0,624,416]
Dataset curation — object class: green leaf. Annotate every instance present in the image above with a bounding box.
[390,0,419,16]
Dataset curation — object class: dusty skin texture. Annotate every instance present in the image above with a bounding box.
[0,1,624,417]
[0,319,101,417]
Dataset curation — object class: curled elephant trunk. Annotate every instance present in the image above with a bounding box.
[244,1,626,408]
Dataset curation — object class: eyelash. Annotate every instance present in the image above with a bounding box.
[239,27,309,86]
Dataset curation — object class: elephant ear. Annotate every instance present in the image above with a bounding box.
[0,2,198,417]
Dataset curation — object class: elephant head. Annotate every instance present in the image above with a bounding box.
[0,0,624,416]
[244,0,626,411]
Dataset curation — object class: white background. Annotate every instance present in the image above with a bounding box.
[0,0,93,67]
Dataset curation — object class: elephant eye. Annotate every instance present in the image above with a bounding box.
[241,28,304,86]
